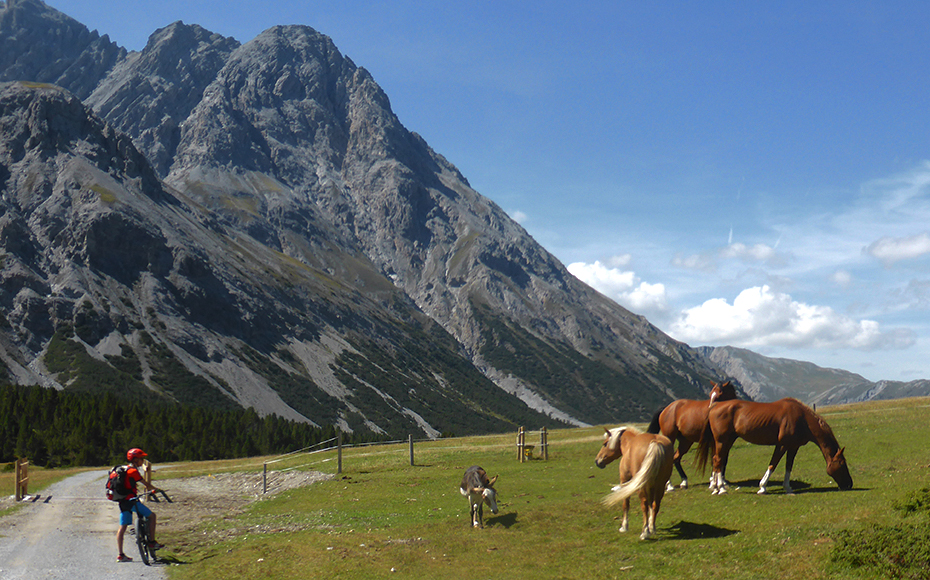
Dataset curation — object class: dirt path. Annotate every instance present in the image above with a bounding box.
[0,468,333,578]
[0,469,166,579]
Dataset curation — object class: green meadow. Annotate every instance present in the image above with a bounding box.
[8,398,930,579]
[159,397,930,579]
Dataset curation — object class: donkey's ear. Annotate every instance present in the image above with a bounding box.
[488,475,498,486]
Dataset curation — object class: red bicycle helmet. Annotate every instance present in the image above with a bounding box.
[127,448,148,461]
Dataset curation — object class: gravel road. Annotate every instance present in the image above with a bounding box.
[0,470,167,579]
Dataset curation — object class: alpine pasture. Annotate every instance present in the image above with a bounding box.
[8,398,930,579]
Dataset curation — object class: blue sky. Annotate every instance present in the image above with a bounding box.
[53,1,930,382]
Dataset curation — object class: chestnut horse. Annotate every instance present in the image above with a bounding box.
[646,381,738,489]
[595,426,674,540]
[696,398,853,495]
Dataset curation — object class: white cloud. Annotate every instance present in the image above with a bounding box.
[721,242,779,262]
[567,260,669,317]
[830,270,853,287]
[671,242,784,273]
[672,252,716,272]
[864,232,930,265]
[606,254,632,268]
[511,210,529,224]
[668,285,914,350]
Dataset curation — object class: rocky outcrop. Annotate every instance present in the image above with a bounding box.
[0,0,729,436]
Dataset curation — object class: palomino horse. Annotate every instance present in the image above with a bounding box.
[459,466,499,528]
[595,426,675,540]
[696,398,853,495]
[647,381,738,489]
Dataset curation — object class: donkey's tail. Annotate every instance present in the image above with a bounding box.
[602,441,670,508]
[694,419,715,474]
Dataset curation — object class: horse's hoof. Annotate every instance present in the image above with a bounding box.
[619,525,628,533]
[757,488,767,495]
[679,481,688,489]
[665,483,675,492]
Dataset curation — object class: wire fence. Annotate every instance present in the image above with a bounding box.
[148,426,555,494]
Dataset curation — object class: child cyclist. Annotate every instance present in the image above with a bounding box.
[116,448,164,562]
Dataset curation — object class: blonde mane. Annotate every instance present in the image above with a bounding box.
[605,425,642,450]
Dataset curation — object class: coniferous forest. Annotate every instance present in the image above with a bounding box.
[0,383,379,468]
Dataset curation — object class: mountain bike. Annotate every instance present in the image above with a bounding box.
[131,490,172,565]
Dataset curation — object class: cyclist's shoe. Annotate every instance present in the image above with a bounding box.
[117,553,133,562]
[148,541,165,550]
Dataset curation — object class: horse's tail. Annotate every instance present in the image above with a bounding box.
[602,441,670,508]
[646,405,667,434]
[695,419,715,474]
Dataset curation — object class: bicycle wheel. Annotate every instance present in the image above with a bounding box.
[136,516,151,565]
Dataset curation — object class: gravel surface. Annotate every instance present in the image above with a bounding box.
[0,468,333,578]
[0,469,166,579]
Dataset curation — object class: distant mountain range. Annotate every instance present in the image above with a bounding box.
[700,346,930,406]
[0,0,925,438]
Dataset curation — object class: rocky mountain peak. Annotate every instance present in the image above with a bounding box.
[0,1,733,437]
[0,0,124,98]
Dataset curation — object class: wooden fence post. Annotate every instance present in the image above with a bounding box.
[517,427,525,462]
[409,434,414,466]
[14,458,28,501]
[337,431,343,475]
[141,459,152,501]
[540,426,549,460]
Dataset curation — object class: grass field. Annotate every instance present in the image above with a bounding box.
[148,397,930,579]
[6,398,929,578]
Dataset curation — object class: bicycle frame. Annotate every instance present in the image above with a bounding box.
[131,490,172,565]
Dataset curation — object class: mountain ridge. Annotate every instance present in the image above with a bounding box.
[2,0,922,439]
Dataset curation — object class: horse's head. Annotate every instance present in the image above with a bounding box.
[595,427,625,469]
[826,447,853,490]
[709,380,736,406]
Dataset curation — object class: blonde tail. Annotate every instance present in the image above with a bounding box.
[602,441,669,508]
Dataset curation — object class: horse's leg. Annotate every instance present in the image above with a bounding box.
[758,446,788,495]
[674,439,693,489]
[783,448,798,494]
[639,493,651,540]
[711,439,733,495]
[619,497,629,533]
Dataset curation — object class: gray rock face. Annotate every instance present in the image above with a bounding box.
[0,0,124,98]
[0,0,727,435]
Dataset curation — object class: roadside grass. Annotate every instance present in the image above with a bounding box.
[152,398,929,579]
[0,465,92,517]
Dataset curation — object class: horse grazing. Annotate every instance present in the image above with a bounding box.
[459,466,499,528]
[595,426,675,540]
[696,398,853,495]
[646,381,738,489]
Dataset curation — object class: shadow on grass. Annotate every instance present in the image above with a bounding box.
[486,512,518,529]
[726,478,866,494]
[663,520,739,540]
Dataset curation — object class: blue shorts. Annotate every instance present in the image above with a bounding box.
[118,499,153,526]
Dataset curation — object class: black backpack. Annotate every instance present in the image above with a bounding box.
[105,465,131,501]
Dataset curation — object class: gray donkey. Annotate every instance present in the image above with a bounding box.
[459,465,499,528]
